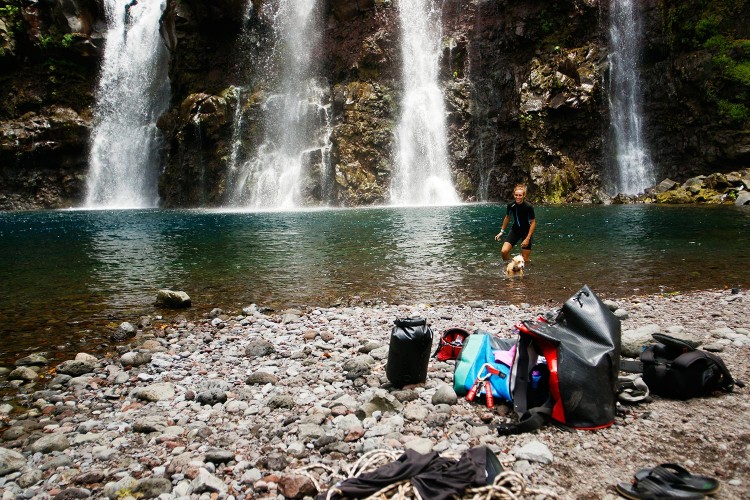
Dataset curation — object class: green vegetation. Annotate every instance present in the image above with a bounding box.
[1,2,79,53]
[61,34,75,48]
[705,36,750,124]
[0,4,20,21]
[694,15,721,43]
[537,3,575,50]
[39,34,55,49]
[665,1,750,125]
[0,3,23,39]
[717,99,749,122]
[38,32,81,51]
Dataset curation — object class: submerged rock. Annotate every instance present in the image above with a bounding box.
[155,289,192,309]
[14,353,49,367]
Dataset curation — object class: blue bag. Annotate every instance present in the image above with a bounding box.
[453,332,515,402]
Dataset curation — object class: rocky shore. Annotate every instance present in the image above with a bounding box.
[1,288,748,499]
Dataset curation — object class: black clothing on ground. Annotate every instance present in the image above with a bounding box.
[318,446,500,500]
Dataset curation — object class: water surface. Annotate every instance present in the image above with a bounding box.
[1,204,748,367]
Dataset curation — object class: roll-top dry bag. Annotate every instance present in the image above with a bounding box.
[386,317,433,387]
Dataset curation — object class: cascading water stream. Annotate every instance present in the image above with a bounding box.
[226,2,256,181]
[228,0,332,209]
[391,0,459,206]
[85,0,170,209]
[607,0,655,195]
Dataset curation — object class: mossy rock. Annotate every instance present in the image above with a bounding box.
[692,188,723,203]
[703,172,731,191]
[656,187,694,204]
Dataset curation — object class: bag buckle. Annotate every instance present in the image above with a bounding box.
[478,363,503,379]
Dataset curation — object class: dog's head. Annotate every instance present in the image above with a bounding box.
[510,255,525,271]
[506,255,525,275]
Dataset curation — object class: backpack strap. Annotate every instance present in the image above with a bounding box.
[497,398,553,435]
[498,328,552,435]
[651,333,697,351]
[619,359,643,373]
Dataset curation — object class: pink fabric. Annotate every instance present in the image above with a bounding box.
[494,344,516,366]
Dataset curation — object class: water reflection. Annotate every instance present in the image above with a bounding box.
[390,206,457,278]
[0,205,748,368]
[84,211,181,316]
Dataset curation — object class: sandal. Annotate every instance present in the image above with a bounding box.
[634,463,720,495]
[616,476,705,499]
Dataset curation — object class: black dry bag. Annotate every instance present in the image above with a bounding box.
[386,317,433,388]
[504,285,621,433]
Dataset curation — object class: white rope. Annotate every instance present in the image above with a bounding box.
[294,462,340,494]
[299,449,562,499]
[346,449,402,477]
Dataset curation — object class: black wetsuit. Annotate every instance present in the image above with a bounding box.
[504,200,535,249]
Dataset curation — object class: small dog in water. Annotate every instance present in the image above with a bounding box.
[506,255,525,277]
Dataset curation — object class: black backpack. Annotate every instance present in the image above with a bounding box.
[498,285,621,434]
[640,334,739,400]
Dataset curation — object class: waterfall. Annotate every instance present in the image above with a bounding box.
[85,0,170,209]
[391,0,459,206]
[226,2,257,186]
[228,0,332,209]
[607,0,655,195]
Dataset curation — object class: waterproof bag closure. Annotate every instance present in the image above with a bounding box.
[393,317,427,329]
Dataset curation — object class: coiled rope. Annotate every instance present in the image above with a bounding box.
[294,449,561,500]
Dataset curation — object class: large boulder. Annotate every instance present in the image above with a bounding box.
[651,179,679,194]
[735,191,750,206]
[155,290,191,309]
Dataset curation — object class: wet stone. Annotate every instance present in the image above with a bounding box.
[15,353,49,366]
[111,322,137,342]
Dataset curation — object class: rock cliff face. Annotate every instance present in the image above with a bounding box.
[0,0,103,210]
[0,0,748,209]
[640,1,750,181]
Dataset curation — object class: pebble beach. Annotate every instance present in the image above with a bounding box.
[1,288,748,499]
